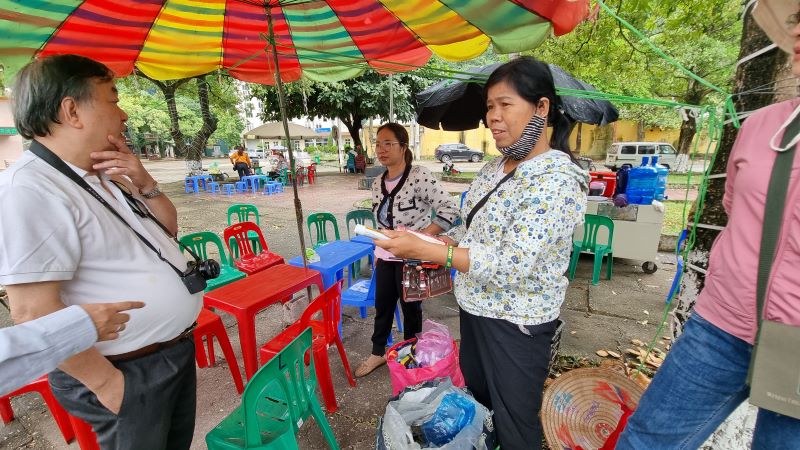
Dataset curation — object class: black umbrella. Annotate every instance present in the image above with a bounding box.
[416,63,619,131]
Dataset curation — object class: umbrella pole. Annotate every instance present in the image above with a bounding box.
[266,7,309,268]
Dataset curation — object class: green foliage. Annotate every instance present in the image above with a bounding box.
[251,70,433,148]
[531,0,740,128]
[118,74,244,151]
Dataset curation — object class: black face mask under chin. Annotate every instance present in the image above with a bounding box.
[496,114,546,160]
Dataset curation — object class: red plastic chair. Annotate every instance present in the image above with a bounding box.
[0,375,74,443]
[193,308,244,394]
[69,415,100,450]
[223,221,284,275]
[259,282,356,413]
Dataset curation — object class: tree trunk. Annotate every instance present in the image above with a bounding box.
[139,73,218,171]
[671,10,789,336]
[667,12,790,448]
[340,116,363,149]
[675,115,696,156]
[186,76,218,163]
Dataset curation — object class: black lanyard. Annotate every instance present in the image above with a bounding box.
[377,164,412,229]
[28,141,198,278]
[465,168,516,229]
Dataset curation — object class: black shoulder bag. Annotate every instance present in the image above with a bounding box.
[28,141,219,294]
[747,114,800,419]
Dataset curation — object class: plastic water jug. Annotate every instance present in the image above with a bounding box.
[614,164,633,196]
[651,156,669,201]
[627,157,657,204]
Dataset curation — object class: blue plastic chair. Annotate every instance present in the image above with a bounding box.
[341,269,402,345]
[222,184,235,195]
[666,229,688,305]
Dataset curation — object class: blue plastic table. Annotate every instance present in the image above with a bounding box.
[185,175,212,193]
[287,240,374,289]
[240,175,269,194]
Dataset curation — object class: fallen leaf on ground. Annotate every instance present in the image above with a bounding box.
[570,331,577,335]
[643,310,650,315]
[631,339,645,346]
[612,290,617,295]
[638,320,649,325]
[607,351,621,359]
[596,350,609,357]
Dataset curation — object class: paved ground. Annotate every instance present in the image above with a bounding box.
[0,164,677,450]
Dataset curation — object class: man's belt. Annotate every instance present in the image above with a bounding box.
[106,323,196,363]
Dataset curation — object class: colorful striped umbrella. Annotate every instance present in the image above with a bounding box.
[0,0,589,83]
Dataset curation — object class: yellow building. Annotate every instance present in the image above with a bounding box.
[419,120,690,160]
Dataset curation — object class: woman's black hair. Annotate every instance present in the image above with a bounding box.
[377,122,412,165]
[485,56,578,164]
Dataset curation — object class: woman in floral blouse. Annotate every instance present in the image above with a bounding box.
[354,123,458,378]
[376,58,588,450]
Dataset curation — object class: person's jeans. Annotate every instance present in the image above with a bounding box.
[617,313,800,450]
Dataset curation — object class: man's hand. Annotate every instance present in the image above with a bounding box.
[80,301,145,342]
[93,368,125,415]
[90,135,157,193]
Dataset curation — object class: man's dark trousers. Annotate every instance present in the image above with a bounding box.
[49,338,196,450]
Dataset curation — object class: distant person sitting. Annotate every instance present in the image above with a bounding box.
[355,151,366,173]
[230,146,252,179]
[269,153,289,180]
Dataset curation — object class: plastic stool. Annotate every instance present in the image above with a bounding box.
[222,184,234,195]
[235,181,247,193]
[0,376,75,443]
[184,178,195,193]
[69,415,100,450]
[272,181,284,193]
[207,181,220,193]
[193,309,244,394]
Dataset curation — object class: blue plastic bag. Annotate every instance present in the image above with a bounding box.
[422,392,476,447]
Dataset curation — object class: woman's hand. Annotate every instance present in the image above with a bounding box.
[375,230,437,261]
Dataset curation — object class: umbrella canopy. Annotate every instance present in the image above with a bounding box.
[416,62,619,131]
[0,1,589,83]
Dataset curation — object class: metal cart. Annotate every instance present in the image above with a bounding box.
[573,200,664,273]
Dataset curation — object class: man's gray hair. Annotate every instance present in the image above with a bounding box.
[12,55,114,139]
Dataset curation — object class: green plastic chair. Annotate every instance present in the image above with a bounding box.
[307,213,340,249]
[179,232,246,292]
[227,204,262,257]
[279,168,289,186]
[568,214,614,285]
[254,167,264,176]
[206,328,340,450]
[345,209,377,239]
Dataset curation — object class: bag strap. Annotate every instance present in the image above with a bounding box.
[465,166,516,229]
[28,140,197,277]
[747,113,800,382]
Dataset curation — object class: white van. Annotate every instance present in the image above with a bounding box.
[605,142,678,170]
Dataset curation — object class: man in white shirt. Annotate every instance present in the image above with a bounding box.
[0,55,204,449]
[1,301,144,395]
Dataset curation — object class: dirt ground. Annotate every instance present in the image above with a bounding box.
[0,160,676,450]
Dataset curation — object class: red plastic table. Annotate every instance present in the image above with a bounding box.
[203,263,323,379]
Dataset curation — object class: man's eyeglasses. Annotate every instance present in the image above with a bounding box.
[376,140,401,148]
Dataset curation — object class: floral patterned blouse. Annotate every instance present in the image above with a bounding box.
[446,150,589,325]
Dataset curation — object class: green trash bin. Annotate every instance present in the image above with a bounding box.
[314,154,321,164]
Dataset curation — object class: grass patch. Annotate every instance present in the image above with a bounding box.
[663,200,692,235]
[667,173,702,186]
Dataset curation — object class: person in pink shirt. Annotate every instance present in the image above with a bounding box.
[617,3,800,449]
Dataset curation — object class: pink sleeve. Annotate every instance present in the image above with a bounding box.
[723,121,749,214]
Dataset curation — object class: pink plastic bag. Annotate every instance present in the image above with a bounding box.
[385,339,465,396]
[415,320,454,367]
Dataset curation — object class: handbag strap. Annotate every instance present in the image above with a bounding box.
[465,167,516,229]
[747,113,800,382]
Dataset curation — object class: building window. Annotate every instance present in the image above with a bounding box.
[344,138,352,147]
[293,140,301,150]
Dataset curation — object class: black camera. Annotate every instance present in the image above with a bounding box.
[181,259,221,294]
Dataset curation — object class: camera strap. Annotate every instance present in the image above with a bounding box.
[28,140,193,278]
